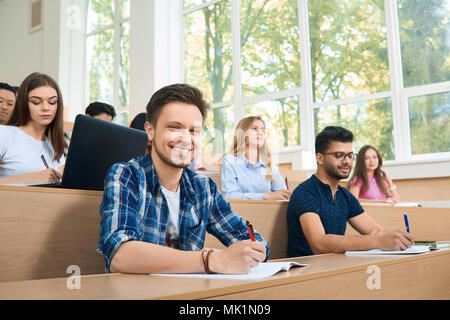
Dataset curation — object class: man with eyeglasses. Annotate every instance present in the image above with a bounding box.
[287,126,414,257]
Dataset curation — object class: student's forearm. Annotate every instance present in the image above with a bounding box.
[0,169,61,185]
[0,174,32,185]
[311,234,381,254]
[110,240,206,274]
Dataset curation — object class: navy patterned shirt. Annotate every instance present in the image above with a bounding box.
[287,174,364,257]
[97,153,270,272]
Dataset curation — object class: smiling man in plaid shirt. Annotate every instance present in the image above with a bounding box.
[97,83,269,275]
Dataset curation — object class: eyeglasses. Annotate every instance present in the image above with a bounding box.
[323,152,357,161]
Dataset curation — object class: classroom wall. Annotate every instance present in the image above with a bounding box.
[129,0,183,120]
[0,0,61,86]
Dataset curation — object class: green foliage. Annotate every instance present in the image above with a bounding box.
[182,0,450,157]
[240,0,301,96]
[398,0,450,154]
[309,0,390,102]
[409,92,450,154]
[398,0,450,87]
[87,0,130,125]
[314,98,394,160]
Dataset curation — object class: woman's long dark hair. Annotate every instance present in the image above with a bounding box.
[7,72,64,161]
[349,145,390,197]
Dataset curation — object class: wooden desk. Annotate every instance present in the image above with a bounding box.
[339,176,450,202]
[394,176,450,202]
[0,185,104,282]
[0,186,290,282]
[347,205,450,241]
[0,250,448,299]
[206,199,289,259]
[1,185,448,284]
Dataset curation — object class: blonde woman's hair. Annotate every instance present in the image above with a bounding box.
[229,116,275,183]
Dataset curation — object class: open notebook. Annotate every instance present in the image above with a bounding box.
[345,245,430,255]
[151,261,309,280]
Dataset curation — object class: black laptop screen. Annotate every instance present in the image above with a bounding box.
[61,114,148,190]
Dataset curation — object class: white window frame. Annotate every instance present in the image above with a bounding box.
[182,0,450,170]
[84,0,130,121]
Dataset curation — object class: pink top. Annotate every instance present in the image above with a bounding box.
[349,176,391,200]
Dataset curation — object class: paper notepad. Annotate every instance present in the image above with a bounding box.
[151,262,309,280]
[345,245,430,255]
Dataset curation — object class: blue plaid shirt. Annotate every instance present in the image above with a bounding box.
[97,154,270,272]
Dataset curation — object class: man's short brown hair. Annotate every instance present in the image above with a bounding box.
[146,83,210,126]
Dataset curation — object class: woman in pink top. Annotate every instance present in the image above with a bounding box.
[348,145,400,202]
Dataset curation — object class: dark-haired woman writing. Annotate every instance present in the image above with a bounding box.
[0,73,65,184]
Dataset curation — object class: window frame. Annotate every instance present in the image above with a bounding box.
[84,0,130,123]
[182,0,450,163]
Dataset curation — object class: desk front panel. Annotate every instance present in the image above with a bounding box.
[2,185,449,284]
[347,206,450,241]
[0,186,104,282]
[209,250,450,300]
[0,250,448,300]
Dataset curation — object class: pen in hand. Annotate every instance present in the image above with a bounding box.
[40,154,49,169]
[285,177,289,190]
[246,220,256,241]
[403,213,410,233]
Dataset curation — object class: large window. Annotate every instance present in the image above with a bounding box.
[309,0,394,159]
[397,0,450,156]
[183,0,450,162]
[184,0,302,155]
[86,0,130,125]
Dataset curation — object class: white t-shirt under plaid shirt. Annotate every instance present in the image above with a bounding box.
[160,185,180,249]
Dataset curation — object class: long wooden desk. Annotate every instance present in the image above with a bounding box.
[0,185,105,282]
[348,205,450,241]
[211,199,450,256]
[394,176,450,202]
[0,249,448,299]
[338,176,450,202]
[205,199,289,259]
[1,185,449,284]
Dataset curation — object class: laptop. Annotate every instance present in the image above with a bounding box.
[36,114,148,190]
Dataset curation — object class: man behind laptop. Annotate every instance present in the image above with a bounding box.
[98,83,268,274]
[287,126,414,257]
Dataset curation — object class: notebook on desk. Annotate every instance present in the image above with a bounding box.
[152,261,309,280]
[345,245,431,255]
[33,114,148,190]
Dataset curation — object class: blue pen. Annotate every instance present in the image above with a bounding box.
[403,213,410,233]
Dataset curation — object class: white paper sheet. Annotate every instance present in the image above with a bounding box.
[345,245,430,255]
[151,261,309,280]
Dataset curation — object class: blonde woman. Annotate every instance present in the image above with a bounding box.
[221,116,290,200]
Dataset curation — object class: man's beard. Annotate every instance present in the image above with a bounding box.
[153,141,193,169]
[324,162,351,181]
